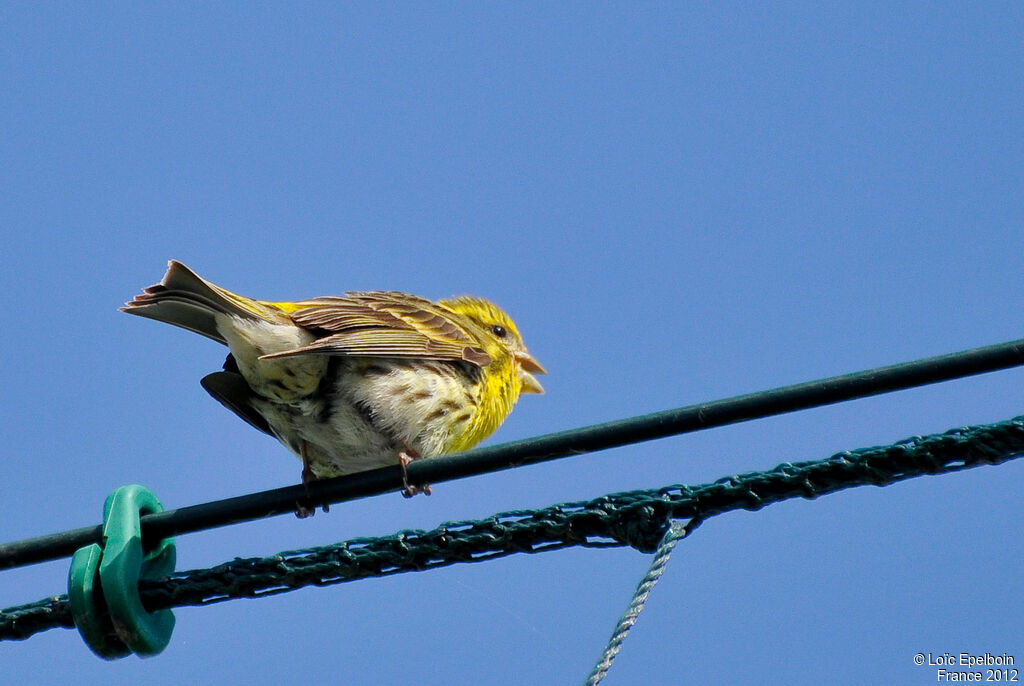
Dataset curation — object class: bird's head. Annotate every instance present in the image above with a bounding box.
[440,296,546,395]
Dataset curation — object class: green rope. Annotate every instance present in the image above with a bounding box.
[3,415,1023,643]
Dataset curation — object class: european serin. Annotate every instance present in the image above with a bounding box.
[122,261,545,509]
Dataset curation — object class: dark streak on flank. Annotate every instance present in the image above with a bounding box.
[424,407,448,422]
[348,395,402,454]
[315,357,343,425]
[455,361,482,385]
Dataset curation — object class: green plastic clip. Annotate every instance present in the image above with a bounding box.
[68,485,176,659]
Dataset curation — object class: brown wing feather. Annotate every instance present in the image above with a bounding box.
[263,291,492,366]
[292,293,475,343]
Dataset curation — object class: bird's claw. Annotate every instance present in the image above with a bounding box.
[399,451,432,497]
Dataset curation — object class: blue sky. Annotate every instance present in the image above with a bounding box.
[3,3,1022,684]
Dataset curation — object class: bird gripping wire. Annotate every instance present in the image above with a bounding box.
[2,334,1024,572]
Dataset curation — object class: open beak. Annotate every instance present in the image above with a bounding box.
[514,350,547,394]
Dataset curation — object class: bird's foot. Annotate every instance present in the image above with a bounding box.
[295,502,317,519]
[399,450,432,497]
[296,441,329,517]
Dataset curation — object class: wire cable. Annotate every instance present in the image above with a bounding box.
[4,414,1023,642]
[3,335,1024,570]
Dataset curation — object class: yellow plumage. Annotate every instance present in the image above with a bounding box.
[121,261,545,499]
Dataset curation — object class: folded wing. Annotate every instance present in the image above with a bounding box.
[259,292,492,367]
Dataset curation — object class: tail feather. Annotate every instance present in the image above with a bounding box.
[120,260,284,344]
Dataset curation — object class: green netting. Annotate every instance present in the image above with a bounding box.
[3,414,1023,643]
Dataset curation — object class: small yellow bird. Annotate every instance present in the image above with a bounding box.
[122,261,545,509]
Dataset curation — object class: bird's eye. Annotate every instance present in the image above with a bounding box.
[491,324,507,338]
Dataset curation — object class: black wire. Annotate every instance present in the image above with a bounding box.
[3,336,1024,570]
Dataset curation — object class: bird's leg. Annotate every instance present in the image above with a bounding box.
[295,440,329,517]
[399,449,432,498]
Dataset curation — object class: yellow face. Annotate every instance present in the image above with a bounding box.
[441,296,546,394]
